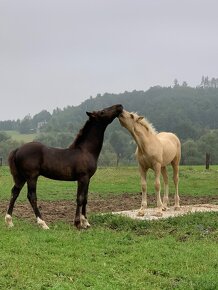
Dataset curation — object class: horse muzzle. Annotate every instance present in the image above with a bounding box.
[116,104,123,116]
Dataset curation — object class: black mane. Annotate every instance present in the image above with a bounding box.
[69,119,93,148]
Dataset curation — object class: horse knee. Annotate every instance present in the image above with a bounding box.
[76,194,86,206]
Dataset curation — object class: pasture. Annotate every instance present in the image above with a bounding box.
[4,130,37,143]
[0,166,218,289]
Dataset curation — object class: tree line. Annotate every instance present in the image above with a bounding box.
[0,84,218,166]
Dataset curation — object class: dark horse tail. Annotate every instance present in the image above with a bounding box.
[8,149,20,182]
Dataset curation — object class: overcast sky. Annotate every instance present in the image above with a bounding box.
[0,0,217,120]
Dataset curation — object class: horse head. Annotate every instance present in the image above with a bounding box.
[86,104,123,125]
[119,110,143,133]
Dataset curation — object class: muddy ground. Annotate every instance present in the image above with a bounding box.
[1,193,218,224]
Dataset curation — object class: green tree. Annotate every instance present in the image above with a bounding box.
[181,139,202,165]
[109,131,134,166]
[197,130,218,164]
[0,132,10,142]
[19,115,32,134]
[0,139,21,165]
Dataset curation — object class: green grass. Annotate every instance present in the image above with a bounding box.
[0,165,218,201]
[0,212,217,289]
[0,165,218,289]
[4,130,37,142]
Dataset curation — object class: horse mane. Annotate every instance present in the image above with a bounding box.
[69,119,93,148]
[131,112,158,135]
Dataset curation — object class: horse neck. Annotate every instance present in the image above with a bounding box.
[70,121,106,157]
[131,125,153,152]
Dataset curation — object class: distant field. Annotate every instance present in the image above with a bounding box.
[4,130,37,142]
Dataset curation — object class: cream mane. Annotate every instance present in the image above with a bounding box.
[131,112,158,135]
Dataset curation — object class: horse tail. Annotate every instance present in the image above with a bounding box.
[8,149,20,181]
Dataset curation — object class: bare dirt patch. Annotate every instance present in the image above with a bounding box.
[113,204,218,221]
[0,193,217,224]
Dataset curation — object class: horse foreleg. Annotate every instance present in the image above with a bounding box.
[75,177,90,229]
[81,180,90,228]
[137,166,148,216]
[5,180,25,228]
[27,178,49,230]
[154,164,164,216]
[161,167,169,210]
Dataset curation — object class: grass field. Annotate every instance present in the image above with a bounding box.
[4,130,37,142]
[0,165,218,201]
[0,165,218,289]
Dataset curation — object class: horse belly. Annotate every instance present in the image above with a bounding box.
[40,166,74,181]
[41,155,96,181]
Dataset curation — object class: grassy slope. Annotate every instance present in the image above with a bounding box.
[4,130,37,142]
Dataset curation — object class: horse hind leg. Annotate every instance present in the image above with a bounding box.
[27,178,49,230]
[161,166,169,210]
[171,160,180,210]
[5,179,25,228]
[153,163,164,217]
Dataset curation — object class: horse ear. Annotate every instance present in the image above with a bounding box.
[86,112,94,118]
[137,116,144,122]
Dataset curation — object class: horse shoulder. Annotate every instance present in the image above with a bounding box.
[136,140,163,168]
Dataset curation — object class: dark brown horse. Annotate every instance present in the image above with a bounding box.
[5,104,123,229]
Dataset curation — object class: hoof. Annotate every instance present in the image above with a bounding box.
[153,211,163,217]
[137,208,145,216]
[75,216,91,230]
[174,206,181,211]
[74,219,81,229]
[162,206,170,211]
[80,215,91,229]
[37,218,49,230]
[5,214,14,228]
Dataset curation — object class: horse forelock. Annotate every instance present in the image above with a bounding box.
[131,112,157,135]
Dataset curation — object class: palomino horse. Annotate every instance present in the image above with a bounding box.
[5,104,123,229]
[119,110,181,216]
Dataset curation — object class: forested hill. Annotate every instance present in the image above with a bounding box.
[80,86,218,141]
[1,86,218,165]
[1,86,218,141]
